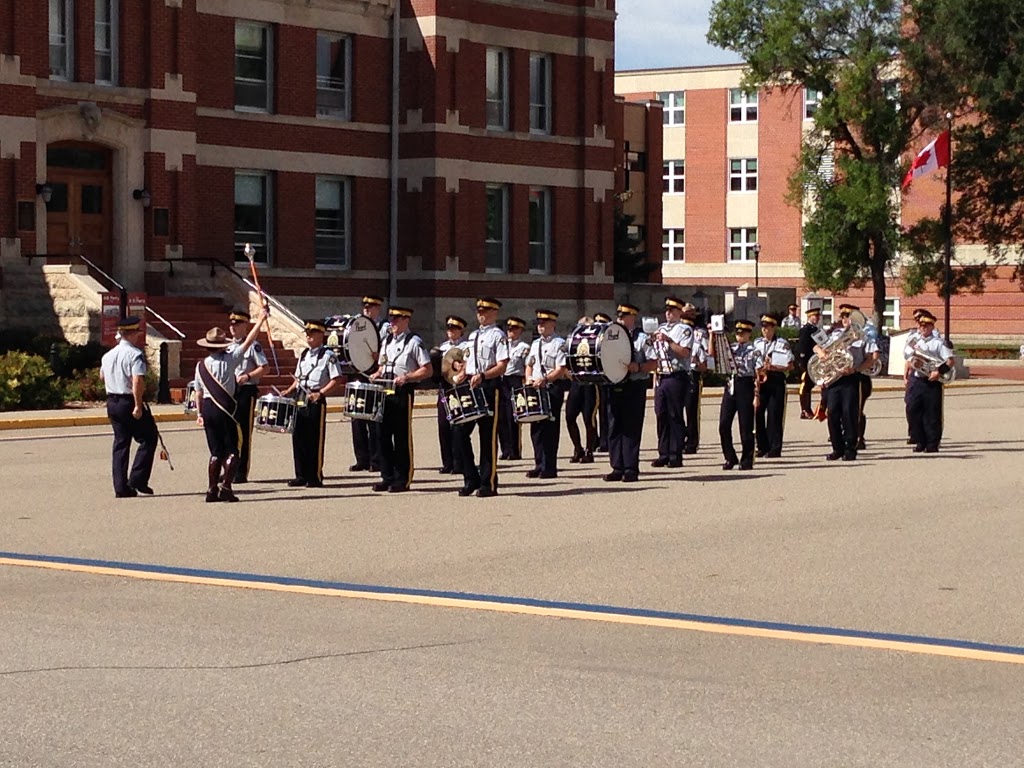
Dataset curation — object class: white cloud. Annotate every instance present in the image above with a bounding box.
[615,0,741,70]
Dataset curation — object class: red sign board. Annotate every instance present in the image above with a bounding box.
[101,292,147,346]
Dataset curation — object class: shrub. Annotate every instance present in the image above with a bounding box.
[0,352,64,411]
[61,368,107,402]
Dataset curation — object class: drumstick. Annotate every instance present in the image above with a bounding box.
[243,243,281,377]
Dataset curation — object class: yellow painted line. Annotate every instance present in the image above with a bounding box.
[3,555,1023,666]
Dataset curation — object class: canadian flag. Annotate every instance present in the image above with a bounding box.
[902,130,950,189]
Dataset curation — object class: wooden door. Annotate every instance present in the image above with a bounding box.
[44,143,113,274]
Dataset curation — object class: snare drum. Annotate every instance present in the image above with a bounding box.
[344,381,386,422]
[511,385,552,423]
[254,394,298,434]
[325,314,380,374]
[443,382,492,425]
[183,381,198,415]
[566,321,633,385]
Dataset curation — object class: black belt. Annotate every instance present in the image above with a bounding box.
[107,393,133,400]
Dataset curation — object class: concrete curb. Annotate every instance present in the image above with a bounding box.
[1,378,1019,432]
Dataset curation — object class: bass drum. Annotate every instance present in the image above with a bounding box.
[566,321,633,384]
[183,381,198,415]
[326,314,380,374]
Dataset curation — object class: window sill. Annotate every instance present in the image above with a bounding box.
[235,105,272,115]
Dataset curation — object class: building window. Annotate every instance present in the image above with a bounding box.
[528,187,551,273]
[820,298,834,326]
[485,184,508,272]
[529,53,551,134]
[486,48,508,130]
[728,227,758,261]
[804,87,821,120]
[663,229,685,262]
[235,171,271,263]
[883,298,900,330]
[94,0,118,84]
[657,91,685,126]
[49,0,73,80]
[315,176,350,269]
[235,22,272,112]
[730,158,758,192]
[663,160,685,194]
[729,88,758,122]
[316,32,350,119]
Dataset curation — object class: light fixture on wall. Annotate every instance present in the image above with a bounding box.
[133,188,152,208]
[36,183,53,204]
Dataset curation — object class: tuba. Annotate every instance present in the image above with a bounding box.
[906,339,956,383]
[807,310,866,387]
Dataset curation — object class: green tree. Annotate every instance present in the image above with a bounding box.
[707,0,928,326]
[613,207,655,285]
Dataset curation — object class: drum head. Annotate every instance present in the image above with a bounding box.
[597,322,632,384]
[343,315,380,373]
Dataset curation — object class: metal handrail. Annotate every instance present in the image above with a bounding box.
[146,306,185,339]
[165,256,305,329]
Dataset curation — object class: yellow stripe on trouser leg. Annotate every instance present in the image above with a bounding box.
[489,394,500,489]
[405,392,414,488]
[316,403,326,483]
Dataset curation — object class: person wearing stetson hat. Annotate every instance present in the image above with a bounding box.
[903,309,954,453]
[525,309,569,478]
[349,295,388,473]
[650,296,693,468]
[752,312,794,458]
[193,308,269,501]
[368,306,433,492]
[451,297,509,497]
[719,319,759,470]
[280,319,344,487]
[797,305,822,419]
[99,316,159,498]
[435,315,468,474]
[499,316,530,461]
[226,308,268,484]
[781,303,801,329]
[604,303,659,481]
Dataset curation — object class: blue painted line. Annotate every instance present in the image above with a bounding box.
[4,550,1023,658]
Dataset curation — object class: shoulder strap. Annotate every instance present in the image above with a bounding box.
[197,361,238,421]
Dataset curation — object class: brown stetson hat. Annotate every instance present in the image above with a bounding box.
[197,327,232,349]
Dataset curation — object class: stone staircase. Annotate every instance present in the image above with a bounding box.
[147,295,299,400]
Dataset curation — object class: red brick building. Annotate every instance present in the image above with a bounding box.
[615,64,1022,341]
[0,0,621,336]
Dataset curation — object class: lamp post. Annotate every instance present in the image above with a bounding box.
[751,242,761,287]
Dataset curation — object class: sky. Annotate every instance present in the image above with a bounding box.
[615,0,743,71]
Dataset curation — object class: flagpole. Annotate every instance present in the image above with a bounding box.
[943,113,953,342]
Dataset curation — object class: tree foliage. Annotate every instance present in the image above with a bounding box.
[613,208,655,284]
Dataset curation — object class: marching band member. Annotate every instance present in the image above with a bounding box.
[281,320,343,488]
[797,306,821,419]
[350,295,386,473]
[593,311,613,453]
[436,315,467,474]
[781,303,801,329]
[904,310,954,453]
[682,306,708,454]
[604,304,658,482]
[525,309,569,479]
[651,296,693,468]
[565,315,599,464]
[753,313,794,458]
[904,308,928,444]
[227,308,268,483]
[99,316,158,498]
[452,298,509,497]
[813,305,879,461]
[499,316,530,461]
[719,319,759,471]
[193,309,267,502]
[371,307,432,493]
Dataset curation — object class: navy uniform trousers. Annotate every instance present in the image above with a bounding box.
[906,377,944,450]
[106,394,157,495]
[608,379,648,476]
[565,381,598,458]
[453,383,500,494]
[233,382,259,480]
[498,374,524,460]
[825,374,862,457]
[654,372,690,463]
[719,377,756,467]
[857,373,873,443]
[597,384,610,452]
[379,386,415,489]
[683,371,703,452]
[351,374,380,470]
[531,385,566,476]
[755,371,788,455]
[798,359,815,414]
[437,393,461,473]
[293,398,328,485]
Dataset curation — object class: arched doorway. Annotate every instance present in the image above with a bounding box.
[44,141,114,274]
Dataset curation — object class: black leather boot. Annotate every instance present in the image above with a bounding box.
[219,455,240,502]
[206,457,222,502]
